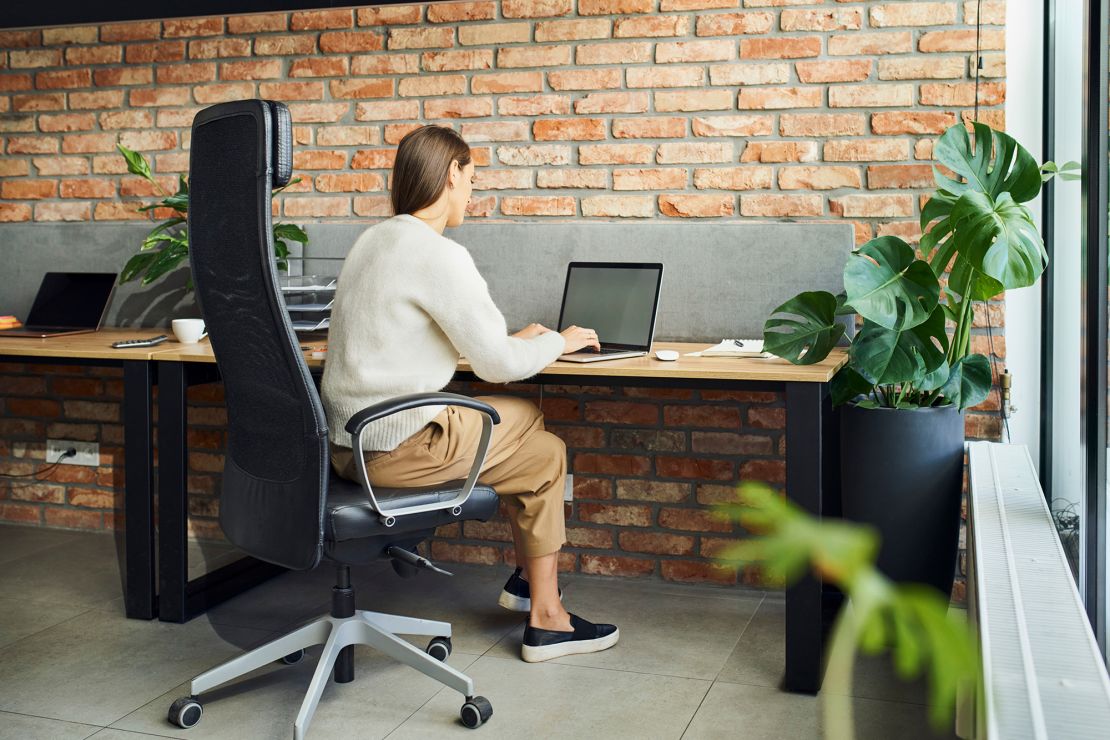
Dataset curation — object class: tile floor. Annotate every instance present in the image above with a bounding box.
[0,523,956,739]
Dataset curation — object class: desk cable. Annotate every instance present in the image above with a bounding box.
[0,447,77,485]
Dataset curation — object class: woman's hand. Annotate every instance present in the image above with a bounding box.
[560,325,601,353]
[512,323,553,340]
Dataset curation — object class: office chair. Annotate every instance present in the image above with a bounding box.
[170,99,500,738]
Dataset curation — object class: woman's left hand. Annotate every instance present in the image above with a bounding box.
[512,323,553,340]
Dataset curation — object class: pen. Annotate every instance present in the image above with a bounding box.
[733,339,744,347]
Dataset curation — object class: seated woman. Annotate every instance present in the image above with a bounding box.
[321,125,619,663]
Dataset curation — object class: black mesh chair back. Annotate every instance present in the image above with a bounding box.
[188,100,325,570]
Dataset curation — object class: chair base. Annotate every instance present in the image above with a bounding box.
[178,608,482,738]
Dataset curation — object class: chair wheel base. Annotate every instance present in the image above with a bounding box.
[461,695,492,729]
[168,696,203,729]
[280,649,305,665]
[427,637,452,662]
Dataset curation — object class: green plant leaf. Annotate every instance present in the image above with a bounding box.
[933,121,1042,204]
[140,217,186,250]
[844,236,939,331]
[917,359,951,393]
[140,241,189,285]
[176,173,188,196]
[949,255,1005,302]
[850,307,948,386]
[119,251,159,283]
[951,190,1046,290]
[831,366,873,407]
[763,291,845,366]
[116,143,153,181]
[939,353,991,410]
[273,223,308,243]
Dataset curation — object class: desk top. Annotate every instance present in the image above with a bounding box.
[155,340,847,383]
[0,328,181,360]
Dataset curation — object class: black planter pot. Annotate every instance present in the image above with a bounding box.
[840,404,965,598]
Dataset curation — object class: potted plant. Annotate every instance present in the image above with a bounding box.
[115,143,308,289]
[762,122,1075,596]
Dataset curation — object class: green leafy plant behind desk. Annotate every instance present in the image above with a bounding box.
[116,144,307,290]
[763,122,1077,411]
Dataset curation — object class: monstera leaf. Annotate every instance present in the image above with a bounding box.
[939,354,992,410]
[763,291,845,366]
[932,121,1042,204]
[830,366,874,406]
[850,307,948,386]
[950,191,1046,290]
[843,236,939,332]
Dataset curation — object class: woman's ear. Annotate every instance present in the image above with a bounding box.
[447,159,459,189]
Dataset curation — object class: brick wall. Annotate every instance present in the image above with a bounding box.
[0,1,1005,592]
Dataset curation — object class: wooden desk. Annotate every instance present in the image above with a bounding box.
[154,340,846,693]
[0,328,184,620]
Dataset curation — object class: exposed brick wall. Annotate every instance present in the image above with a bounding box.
[0,1,1008,591]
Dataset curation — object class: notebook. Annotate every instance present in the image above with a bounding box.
[687,339,773,359]
[557,262,664,363]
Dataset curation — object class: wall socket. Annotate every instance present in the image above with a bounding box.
[46,439,100,467]
[564,473,574,502]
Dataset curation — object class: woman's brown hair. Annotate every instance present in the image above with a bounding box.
[391,125,472,216]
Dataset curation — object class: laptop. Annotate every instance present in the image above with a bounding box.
[0,272,117,338]
[557,262,664,363]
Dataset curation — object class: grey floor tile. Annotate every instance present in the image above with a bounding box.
[0,532,125,609]
[185,541,242,581]
[0,608,273,727]
[87,730,179,740]
[851,696,956,740]
[0,597,90,649]
[683,681,820,739]
[389,655,712,740]
[487,574,761,680]
[0,711,100,740]
[114,649,479,740]
[198,568,335,633]
[0,524,86,564]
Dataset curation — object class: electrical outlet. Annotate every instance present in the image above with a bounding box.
[564,472,574,502]
[46,439,99,467]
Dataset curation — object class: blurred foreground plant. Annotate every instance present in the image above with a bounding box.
[717,483,979,740]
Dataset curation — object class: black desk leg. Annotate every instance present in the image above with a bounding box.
[157,361,189,623]
[122,360,156,620]
[784,381,827,694]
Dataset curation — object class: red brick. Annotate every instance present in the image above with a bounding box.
[8,136,58,154]
[741,193,823,217]
[870,2,957,26]
[44,508,103,530]
[500,94,572,116]
[693,166,773,191]
[291,9,353,31]
[461,121,530,142]
[659,507,733,533]
[101,21,160,42]
[7,398,62,416]
[655,89,733,112]
[747,406,786,429]
[661,0,738,8]
[536,19,610,42]
[620,531,695,556]
[13,93,66,111]
[574,453,652,477]
[661,560,736,585]
[422,97,491,118]
[965,0,1005,24]
[162,17,223,37]
[830,84,914,108]
[191,83,253,105]
[283,196,349,218]
[583,400,658,424]
[427,2,497,22]
[398,75,466,97]
[35,203,89,221]
[59,179,114,198]
[498,45,572,68]
[696,12,773,36]
[227,13,287,34]
[500,196,576,216]
[0,503,42,523]
[708,63,790,86]
[831,194,914,218]
[188,38,251,59]
[93,202,147,221]
[431,541,501,565]
[796,59,872,84]
[579,144,654,166]
[68,490,117,509]
[656,142,732,164]
[740,141,816,164]
[257,81,324,101]
[876,221,924,244]
[389,27,454,50]
[458,23,531,46]
[36,69,92,89]
[548,68,621,91]
[781,8,863,31]
[314,173,384,193]
[0,73,33,92]
[578,502,652,526]
[920,82,1005,107]
[536,170,607,188]
[612,117,684,139]
[533,118,606,141]
[353,196,392,216]
[349,148,396,170]
[778,165,861,190]
[741,36,820,60]
[94,68,153,87]
[157,62,217,85]
[126,41,186,64]
[253,35,316,56]
[737,86,822,109]
[11,49,62,68]
[657,39,734,64]
[357,6,423,25]
[576,42,652,66]
[628,67,703,90]
[502,0,572,17]
[355,100,419,121]
[42,26,98,45]
[877,57,965,81]
[692,115,773,137]
[329,78,393,99]
[823,138,910,162]
[422,49,493,72]
[919,29,1005,53]
[572,476,612,501]
[117,130,177,151]
[38,113,96,132]
[659,194,734,218]
[613,167,687,190]
[471,71,543,94]
[0,160,31,177]
[581,554,654,577]
[614,16,689,38]
[871,110,957,135]
[829,32,913,56]
[615,479,690,503]
[657,456,733,480]
[473,169,532,189]
[580,0,653,13]
[663,405,740,428]
[319,31,385,53]
[740,459,786,484]
[222,59,282,80]
[867,164,935,189]
[565,526,614,549]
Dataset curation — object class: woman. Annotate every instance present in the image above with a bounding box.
[321,125,619,663]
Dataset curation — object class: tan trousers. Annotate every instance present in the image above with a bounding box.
[330,396,567,558]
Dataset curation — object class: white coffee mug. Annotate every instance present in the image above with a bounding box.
[172,318,208,344]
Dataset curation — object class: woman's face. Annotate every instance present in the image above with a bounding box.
[445,159,475,228]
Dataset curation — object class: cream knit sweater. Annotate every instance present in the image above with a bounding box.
[321,214,566,451]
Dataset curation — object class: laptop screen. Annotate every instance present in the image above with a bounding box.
[556,263,663,350]
[25,272,117,329]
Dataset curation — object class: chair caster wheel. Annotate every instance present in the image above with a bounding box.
[168,696,203,729]
[461,695,492,729]
[280,649,305,665]
[427,637,452,662]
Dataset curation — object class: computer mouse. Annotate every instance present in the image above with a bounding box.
[655,349,679,362]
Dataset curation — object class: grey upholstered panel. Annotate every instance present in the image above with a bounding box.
[0,222,852,341]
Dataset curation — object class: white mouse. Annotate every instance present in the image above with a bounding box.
[654,349,679,362]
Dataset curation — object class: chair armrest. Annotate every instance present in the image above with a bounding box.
[343,392,500,527]
[344,392,501,437]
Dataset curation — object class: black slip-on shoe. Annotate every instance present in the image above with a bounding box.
[498,567,562,613]
[521,613,619,663]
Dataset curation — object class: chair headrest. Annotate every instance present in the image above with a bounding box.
[266,100,292,188]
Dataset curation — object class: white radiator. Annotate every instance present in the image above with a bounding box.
[965,442,1110,739]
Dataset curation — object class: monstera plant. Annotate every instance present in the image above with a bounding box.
[116,143,307,290]
[762,121,1075,597]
